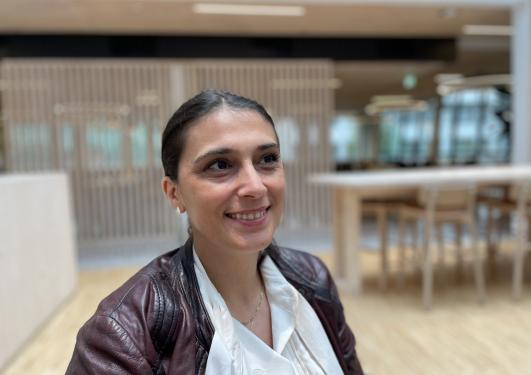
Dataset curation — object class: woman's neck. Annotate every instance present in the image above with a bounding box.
[194,239,264,305]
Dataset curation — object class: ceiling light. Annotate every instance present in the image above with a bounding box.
[193,3,306,17]
[436,74,512,95]
[462,25,512,36]
[371,95,412,104]
[365,100,427,116]
[434,73,464,85]
[365,95,427,115]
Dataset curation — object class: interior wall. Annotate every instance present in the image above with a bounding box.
[0,173,77,370]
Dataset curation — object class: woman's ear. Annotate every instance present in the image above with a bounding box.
[161,176,186,213]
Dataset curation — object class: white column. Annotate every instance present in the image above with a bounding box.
[512,0,531,164]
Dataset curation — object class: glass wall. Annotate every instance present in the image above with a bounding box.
[379,107,435,166]
[438,88,510,165]
[331,88,511,169]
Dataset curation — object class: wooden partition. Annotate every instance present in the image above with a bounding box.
[0,59,333,246]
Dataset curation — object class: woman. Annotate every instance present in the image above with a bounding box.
[67,90,363,374]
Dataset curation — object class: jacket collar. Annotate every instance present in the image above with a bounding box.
[176,238,321,306]
[171,238,215,372]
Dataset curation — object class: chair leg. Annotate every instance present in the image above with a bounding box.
[486,206,498,280]
[413,220,422,272]
[377,207,389,291]
[513,214,528,300]
[513,248,525,300]
[422,216,434,309]
[470,220,486,304]
[435,223,445,285]
[398,214,407,288]
[435,224,444,264]
[455,223,464,282]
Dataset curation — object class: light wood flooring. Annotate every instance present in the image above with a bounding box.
[2,246,531,375]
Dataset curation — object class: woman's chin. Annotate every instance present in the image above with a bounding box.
[232,232,274,253]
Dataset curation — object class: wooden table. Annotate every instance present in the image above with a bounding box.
[309,165,531,294]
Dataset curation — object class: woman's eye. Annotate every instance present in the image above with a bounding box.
[260,153,280,165]
[207,160,231,171]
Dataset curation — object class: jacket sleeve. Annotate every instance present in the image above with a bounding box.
[65,314,153,375]
[328,278,364,375]
[313,256,364,375]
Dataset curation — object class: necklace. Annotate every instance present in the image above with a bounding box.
[240,291,265,329]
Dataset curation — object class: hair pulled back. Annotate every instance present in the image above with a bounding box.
[161,89,277,181]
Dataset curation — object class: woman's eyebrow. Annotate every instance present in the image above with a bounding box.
[194,143,279,164]
[257,143,279,151]
[193,148,232,164]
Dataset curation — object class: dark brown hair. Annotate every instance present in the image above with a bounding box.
[161,89,278,180]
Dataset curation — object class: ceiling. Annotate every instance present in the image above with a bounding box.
[0,1,510,36]
[0,1,512,111]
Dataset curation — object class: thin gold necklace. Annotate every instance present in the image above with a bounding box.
[240,291,265,329]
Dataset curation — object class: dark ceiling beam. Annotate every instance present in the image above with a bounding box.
[0,34,456,61]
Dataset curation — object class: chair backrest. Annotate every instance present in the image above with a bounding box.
[509,182,531,204]
[418,184,476,211]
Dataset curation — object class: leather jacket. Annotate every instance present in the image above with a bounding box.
[66,239,364,374]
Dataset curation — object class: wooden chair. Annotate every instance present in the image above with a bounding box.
[484,182,531,299]
[476,184,510,278]
[396,184,486,309]
[362,202,389,289]
[362,196,415,290]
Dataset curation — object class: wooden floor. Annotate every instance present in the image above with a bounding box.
[2,246,531,375]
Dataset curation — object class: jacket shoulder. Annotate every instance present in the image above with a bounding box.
[95,248,180,317]
[272,246,337,300]
[275,246,329,277]
[77,249,183,364]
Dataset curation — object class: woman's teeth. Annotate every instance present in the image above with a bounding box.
[228,210,266,221]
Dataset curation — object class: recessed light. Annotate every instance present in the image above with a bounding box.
[463,24,512,36]
[193,3,306,17]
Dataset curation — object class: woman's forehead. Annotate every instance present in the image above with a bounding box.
[184,109,277,151]
[199,108,268,128]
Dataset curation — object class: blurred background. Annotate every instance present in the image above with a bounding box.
[1,1,530,374]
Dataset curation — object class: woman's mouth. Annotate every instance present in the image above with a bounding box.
[225,207,270,222]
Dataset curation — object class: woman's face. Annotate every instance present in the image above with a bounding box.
[174,108,285,254]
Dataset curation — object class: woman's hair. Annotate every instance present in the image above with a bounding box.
[161,89,278,181]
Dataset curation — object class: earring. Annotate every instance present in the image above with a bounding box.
[176,207,185,216]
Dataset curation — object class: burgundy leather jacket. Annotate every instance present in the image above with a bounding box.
[66,239,364,374]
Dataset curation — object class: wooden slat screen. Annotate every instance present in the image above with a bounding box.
[1,59,332,245]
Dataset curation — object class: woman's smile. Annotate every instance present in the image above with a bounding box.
[225,206,271,226]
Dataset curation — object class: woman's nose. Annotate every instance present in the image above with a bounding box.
[237,164,267,198]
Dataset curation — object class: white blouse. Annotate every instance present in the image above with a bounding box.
[193,249,343,375]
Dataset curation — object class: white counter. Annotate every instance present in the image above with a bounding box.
[0,173,77,369]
